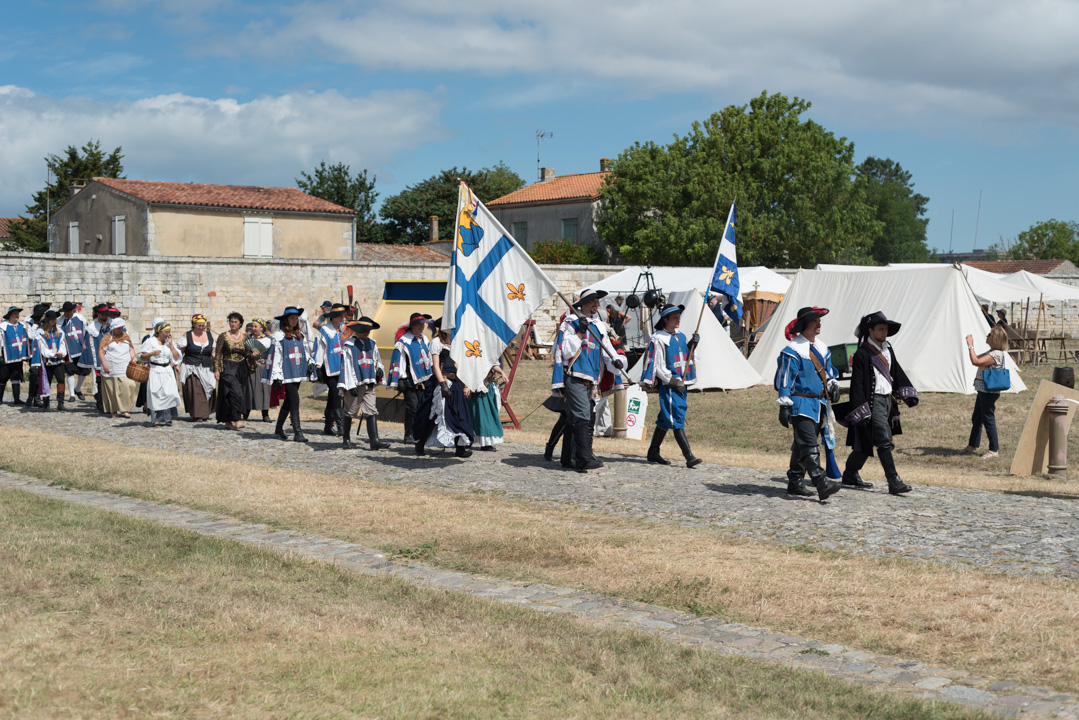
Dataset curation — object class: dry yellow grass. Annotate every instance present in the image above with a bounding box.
[2,426,1077,695]
[4,489,993,719]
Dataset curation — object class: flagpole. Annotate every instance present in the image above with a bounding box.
[689,202,735,363]
[554,290,633,383]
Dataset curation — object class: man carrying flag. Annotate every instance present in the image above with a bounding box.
[708,203,743,325]
[442,183,558,394]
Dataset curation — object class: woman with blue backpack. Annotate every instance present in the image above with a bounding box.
[961,325,1011,459]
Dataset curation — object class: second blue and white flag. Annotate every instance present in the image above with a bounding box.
[708,202,742,323]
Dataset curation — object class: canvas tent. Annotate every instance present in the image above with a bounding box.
[1000,270,1079,302]
[748,265,1027,394]
[588,265,790,302]
[626,290,763,390]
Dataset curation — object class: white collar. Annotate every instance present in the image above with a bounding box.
[787,334,827,360]
[867,338,890,354]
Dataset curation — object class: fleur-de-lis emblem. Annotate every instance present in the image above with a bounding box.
[506,282,526,301]
[464,339,482,358]
[719,265,734,285]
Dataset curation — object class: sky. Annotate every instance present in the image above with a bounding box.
[1,0,1077,255]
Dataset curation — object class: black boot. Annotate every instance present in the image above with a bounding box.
[574,421,602,472]
[560,420,576,469]
[41,397,50,411]
[672,429,702,468]
[323,418,338,436]
[647,428,671,465]
[544,416,565,462]
[261,410,270,422]
[11,382,20,405]
[841,452,873,489]
[56,396,65,412]
[455,443,473,458]
[879,447,911,495]
[786,469,814,496]
[341,416,353,449]
[275,410,289,440]
[803,451,841,501]
[367,415,390,450]
[0,381,6,405]
[291,410,308,442]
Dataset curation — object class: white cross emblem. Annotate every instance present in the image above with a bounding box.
[331,344,342,355]
[10,334,27,354]
[66,323,83,342]
[288,347,303,365]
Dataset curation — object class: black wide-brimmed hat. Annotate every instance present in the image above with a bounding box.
[346,316,380,332]
[574,288,608,308]
[653,303,685,331]
[784,306,830,340]
[275,306,304,321]
[42,310,61,322]
[325,303,350,319]
[408,312,431,328]
[61,301,78,313]
[855,311,901,340]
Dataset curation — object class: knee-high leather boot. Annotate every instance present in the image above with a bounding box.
[574,420,602,472]
[341,415,353,449]
[647,427,671,465]
[560,418,576,469]
[367,415,390,450]
[802,450,841,501]
[545,415,565,462]
[291,407,308,443]
[672,429,702,468]
[878,447,911,495]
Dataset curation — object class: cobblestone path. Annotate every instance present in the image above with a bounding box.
[2,469,1076,718]
[3,403,1077,580]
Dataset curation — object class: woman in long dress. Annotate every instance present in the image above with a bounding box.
[214,311,249,431]
[176,314,216,421]
[414,319,474,458]
[98,319,137,418]
[468,364,507,451]
[139,321,182,427]
[244,318,272,422]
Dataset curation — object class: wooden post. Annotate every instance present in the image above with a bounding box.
[1034,293,1044,366]
[1022,297,1033,364]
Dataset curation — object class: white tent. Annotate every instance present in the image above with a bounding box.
[1001,270,1079,302]
[588,265,790,301]
[957,264,1035,304]
[627,290,762,390]
[748,265,1026,394]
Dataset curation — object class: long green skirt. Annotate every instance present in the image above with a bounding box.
[468,381,504,447]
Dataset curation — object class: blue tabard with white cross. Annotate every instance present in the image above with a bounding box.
[61,316,86,359]
[318,325,343,376]
[349,336,380,383]
[2,323,30,363]
[81,321,106,369]
[261,341,275,384]
[280,335,310,383]
[28,333,41,367]
[41,330,65,365]
[565,319,603,383]
[641,331,697,385]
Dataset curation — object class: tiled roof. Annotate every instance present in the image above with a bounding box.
[964,260,1069,275]
[93,178,355,215]
[487,172,610,207]
[353,243,447,263]
[0,218,19,238]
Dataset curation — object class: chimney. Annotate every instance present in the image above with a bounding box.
[540,167,555,182]
[69,179,87,198]
[429,215,439,243]
[600,158,611,172]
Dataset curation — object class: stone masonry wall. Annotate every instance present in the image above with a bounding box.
[0,252,618,344]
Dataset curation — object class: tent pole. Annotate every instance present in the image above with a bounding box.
[1033,293,1044,367]
[688,290,709,364]
[1022,297,1032,364]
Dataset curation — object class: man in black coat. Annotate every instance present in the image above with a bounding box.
[834,311,918,496]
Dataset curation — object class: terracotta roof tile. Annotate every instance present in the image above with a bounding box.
[487,172,610,207]
[965,259,1068,274]
[0,218,19,238]
[352,243,447,263]
[93,178,355,215]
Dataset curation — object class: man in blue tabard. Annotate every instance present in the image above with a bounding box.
[0,306,30,405]
[315,303,349,436]
[59,301,90,402]
[558,289,626,473]
[339,316,390,451]
[388,312,433,444]
[774,306,843,502]
[641,304,702,468]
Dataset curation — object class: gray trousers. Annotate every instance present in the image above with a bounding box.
[564,376,596,466]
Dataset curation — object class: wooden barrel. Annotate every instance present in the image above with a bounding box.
[1051,366,1075,389]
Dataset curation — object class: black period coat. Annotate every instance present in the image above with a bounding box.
[833,342,919,456]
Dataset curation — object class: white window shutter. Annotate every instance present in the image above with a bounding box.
[112,216,126,254]
[68,223,79,254]
[259,218,273,257]
[244,217,273,258]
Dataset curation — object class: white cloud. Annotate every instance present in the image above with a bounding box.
[0,85,447,216]
[205,0,1079,130]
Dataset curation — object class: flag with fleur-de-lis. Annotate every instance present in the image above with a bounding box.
[708,203,742,322]
[443,183,558,392]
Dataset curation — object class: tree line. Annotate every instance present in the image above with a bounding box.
[5,92,1073,267]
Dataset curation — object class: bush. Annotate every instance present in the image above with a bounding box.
[529,240,601,265]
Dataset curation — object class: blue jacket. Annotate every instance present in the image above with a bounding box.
[1,322,30,363]
[641,330,697,387]
[774,336,837,420]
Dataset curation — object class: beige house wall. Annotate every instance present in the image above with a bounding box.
[147,207,352,260]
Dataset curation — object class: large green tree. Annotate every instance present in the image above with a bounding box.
[295,161,381,243]
[992,219,1079,263]
[597,92,882,267]
[856,157,930,263]
[5,140,124,252]
[380,163,525,245]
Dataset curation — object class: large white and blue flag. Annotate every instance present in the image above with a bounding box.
[708,203,742,323]
[443,183,558,391]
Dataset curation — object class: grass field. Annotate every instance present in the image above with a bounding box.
[0,487,994,719]
[298,361,1079,497]
[2,428,1077,695]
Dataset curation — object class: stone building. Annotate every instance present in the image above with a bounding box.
[487,161,612,261]
[49,178,356,260]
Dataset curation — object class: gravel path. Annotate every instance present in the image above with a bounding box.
[2,401,1078,581]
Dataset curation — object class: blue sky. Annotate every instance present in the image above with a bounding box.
[2,0,1077,256]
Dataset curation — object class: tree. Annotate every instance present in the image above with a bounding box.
[992,219,1079,263]
[5,140,124,252]
[380,163,525,245]
[596,92,882,267]
[295,161,380,243]
[856,157,930,263]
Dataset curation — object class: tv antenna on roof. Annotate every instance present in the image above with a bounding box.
[536,130,552,181]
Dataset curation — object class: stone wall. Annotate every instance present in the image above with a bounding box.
[0,252,618,343]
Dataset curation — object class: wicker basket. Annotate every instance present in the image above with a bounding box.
[126,361,149,383]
